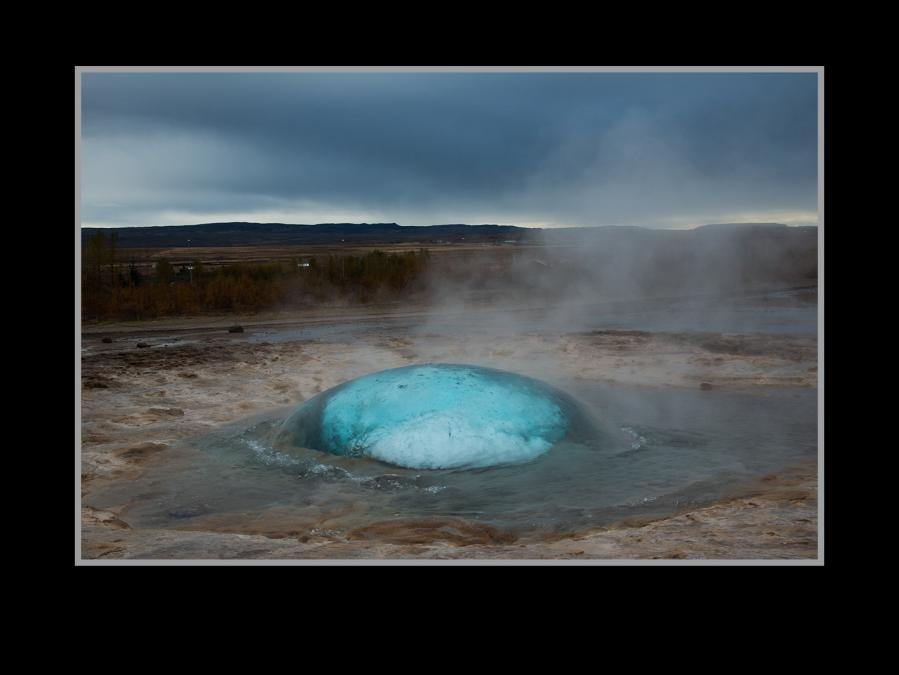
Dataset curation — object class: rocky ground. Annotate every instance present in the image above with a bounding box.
[79,304,819,562]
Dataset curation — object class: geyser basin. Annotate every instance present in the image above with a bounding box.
[273,364,598,470]
[88,382,817,539]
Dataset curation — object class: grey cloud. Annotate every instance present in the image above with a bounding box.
[80,72,818,227]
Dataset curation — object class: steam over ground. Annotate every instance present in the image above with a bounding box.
[417,223,816,334]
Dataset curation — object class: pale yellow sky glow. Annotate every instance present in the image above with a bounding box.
[82,208,819,230]
[656,210,819,230]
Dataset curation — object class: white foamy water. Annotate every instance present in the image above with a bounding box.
[274,365,594,470]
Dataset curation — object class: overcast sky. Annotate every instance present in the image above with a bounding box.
[80,71,818,229]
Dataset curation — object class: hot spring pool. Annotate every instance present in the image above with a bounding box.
[87,366,817,539]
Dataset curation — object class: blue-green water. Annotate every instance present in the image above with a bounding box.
[274,364,600,470]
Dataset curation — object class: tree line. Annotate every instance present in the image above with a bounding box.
[81,230,431,320]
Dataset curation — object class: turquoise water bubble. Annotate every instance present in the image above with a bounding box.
[273,364,598,470]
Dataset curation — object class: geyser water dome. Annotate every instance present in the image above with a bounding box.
[273,364,598,470]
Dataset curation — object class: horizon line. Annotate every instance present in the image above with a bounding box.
[80,220,817,230]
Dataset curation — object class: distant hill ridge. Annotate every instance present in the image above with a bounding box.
[80,221,813,248]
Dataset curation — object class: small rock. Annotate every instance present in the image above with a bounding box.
[167,506,208,519]
[136,342,150,348]
[101,337,113,344]
[699,382,714,390]
[116,442,168,460]
[149,407,184,417]
[228,325,244,333]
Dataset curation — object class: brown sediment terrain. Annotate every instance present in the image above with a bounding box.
[79,306,819,561]
[81,463,816,560]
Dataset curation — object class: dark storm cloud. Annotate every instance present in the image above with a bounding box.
[80,71,818,227]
